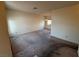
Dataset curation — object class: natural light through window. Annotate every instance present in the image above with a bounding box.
[8,19,16,34]
[47,20,51,25]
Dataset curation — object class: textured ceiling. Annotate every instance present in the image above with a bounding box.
[5,1,79,14]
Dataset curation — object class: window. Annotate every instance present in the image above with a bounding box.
[47,20,51,25]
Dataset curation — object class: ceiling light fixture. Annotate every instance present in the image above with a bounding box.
[33,7,38,10]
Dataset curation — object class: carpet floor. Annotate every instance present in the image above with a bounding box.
[10,30,78,57]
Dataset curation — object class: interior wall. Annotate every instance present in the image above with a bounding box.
[7,10,44,36]
[0,2,12,56]
[51,5,79,44]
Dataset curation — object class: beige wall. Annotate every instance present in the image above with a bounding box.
[7,10,44,36]
[51,5,79,44]
[0,2,12,56]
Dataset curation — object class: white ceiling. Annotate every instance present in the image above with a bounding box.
[5,1,79,14]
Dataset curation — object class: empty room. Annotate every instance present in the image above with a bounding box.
[0,1,79,57]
